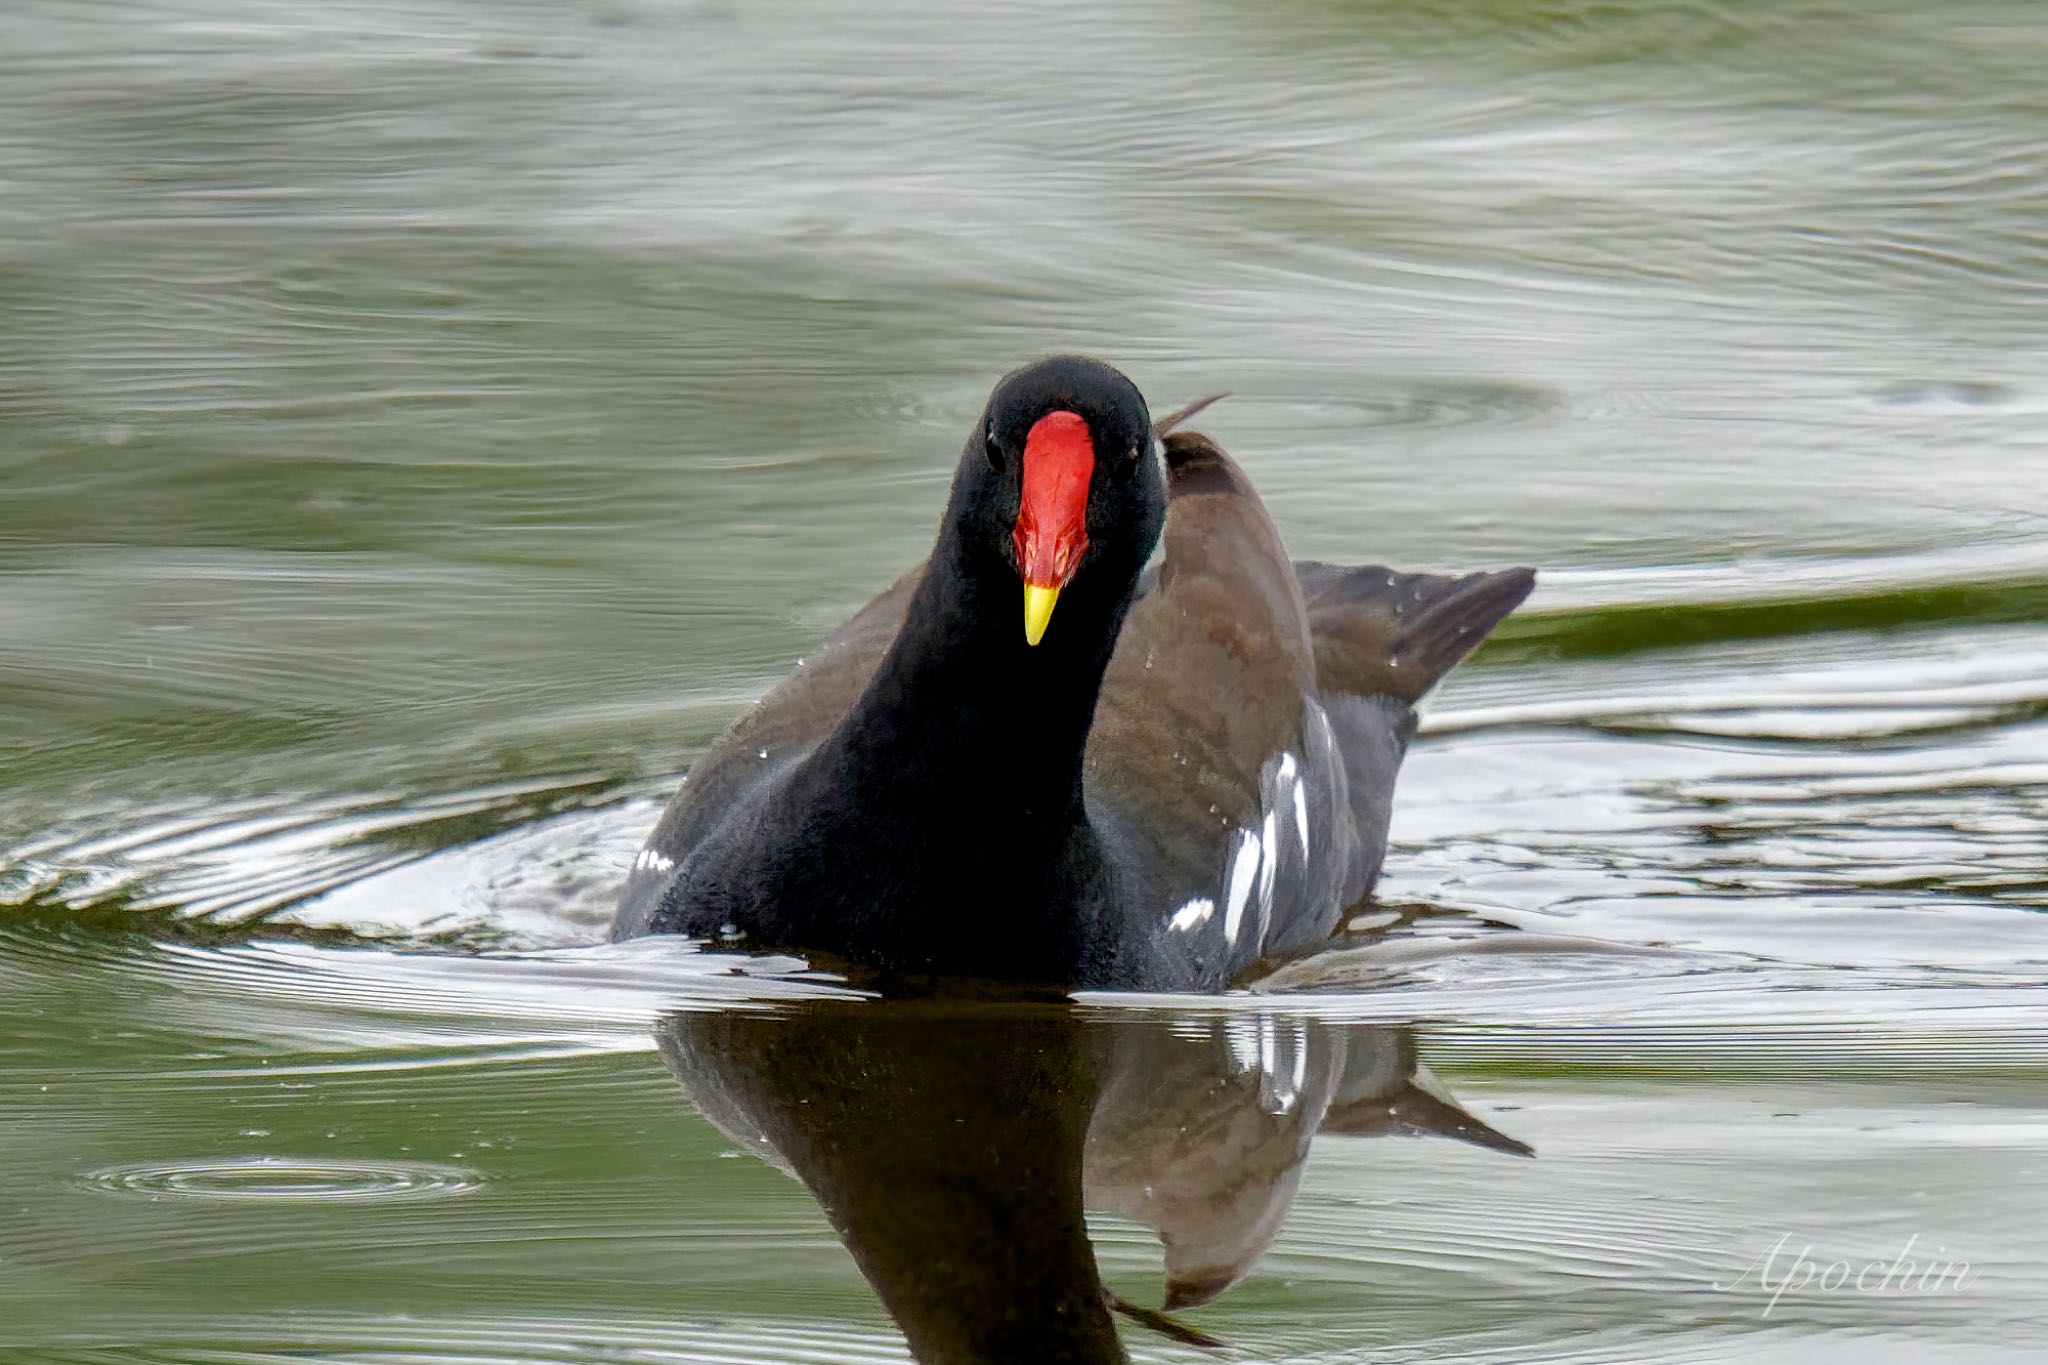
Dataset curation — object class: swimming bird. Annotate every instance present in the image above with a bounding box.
[612,356,1532,989]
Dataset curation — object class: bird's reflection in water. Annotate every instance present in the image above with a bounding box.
[656,998,1529,1364]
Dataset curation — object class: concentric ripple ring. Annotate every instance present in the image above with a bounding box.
[84,1156,481,1203]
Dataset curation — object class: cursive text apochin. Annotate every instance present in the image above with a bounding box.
[1715,1234,1975,1317]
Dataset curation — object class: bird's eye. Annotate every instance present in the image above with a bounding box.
[984,424,1005,473]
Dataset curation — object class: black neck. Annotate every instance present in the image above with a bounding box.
[777,481,1146,980]
[764,442,1158,980]
[832,529,1131,831]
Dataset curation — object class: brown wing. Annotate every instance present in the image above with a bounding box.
[1089,432,1535,981]
[1086,432,1352,980]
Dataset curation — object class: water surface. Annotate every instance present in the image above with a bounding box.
[3,0,2047,1359]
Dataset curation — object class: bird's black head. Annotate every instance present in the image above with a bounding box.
[955,355,1164,647]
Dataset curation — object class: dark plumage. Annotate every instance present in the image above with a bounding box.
[612,357,1533,989]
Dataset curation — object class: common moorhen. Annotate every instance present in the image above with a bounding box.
[612,356,1533,988]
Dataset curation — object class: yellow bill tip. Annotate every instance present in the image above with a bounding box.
[1022,582,1060,646]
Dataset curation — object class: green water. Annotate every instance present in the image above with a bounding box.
[3,0,2046,1359]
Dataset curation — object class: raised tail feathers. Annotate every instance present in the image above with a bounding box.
[1296,562,1535,704]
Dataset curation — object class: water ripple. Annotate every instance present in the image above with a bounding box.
[84,1155,482,1204]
